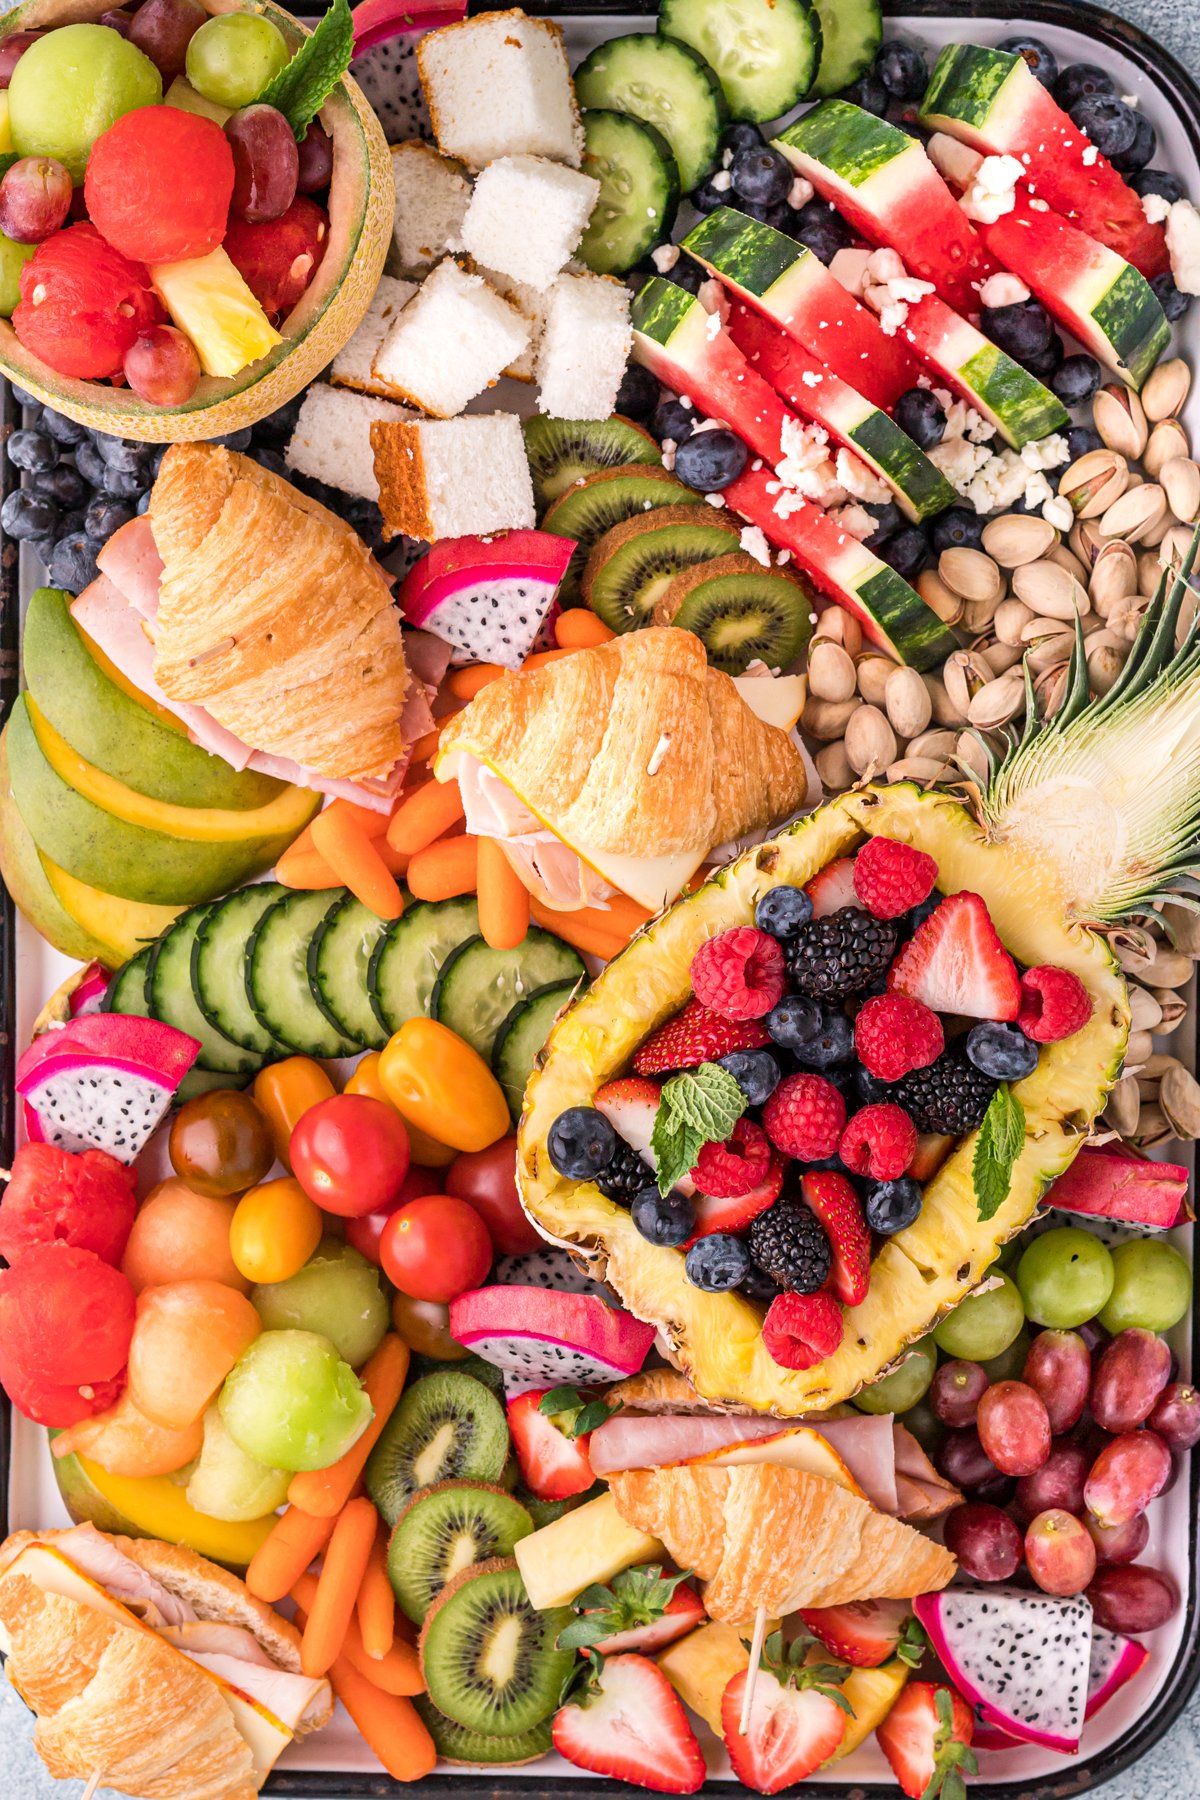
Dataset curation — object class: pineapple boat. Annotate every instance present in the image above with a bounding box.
[518,554,1200,1415]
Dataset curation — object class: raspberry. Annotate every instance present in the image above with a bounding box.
[763,1073,846,1159]
[839,1104,918,1180]
[633,998,771,1076]
[854,993,945,1082]
[762,1290,845,1370]
[86,107,234,263]
[691,1118,772,1198]
[13,223,164,379]
[853,835,938,920]
[691,927,786,1021]
[1018,965,1093,1043]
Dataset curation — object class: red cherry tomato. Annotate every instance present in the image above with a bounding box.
[345,1164,443,1265]
[445,1137,541,1255]
[379,1195,493,1303]
[289,1095,410,1218]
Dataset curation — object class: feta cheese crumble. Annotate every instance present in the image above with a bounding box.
[1142,192,1172,225]
[960,154,1023,224]
[978,272,1031,309]
[1166,199,1200,296]
[650,242,680,273]
[788,176,814,210]
[739,525,772,566]
[834,447,891,504]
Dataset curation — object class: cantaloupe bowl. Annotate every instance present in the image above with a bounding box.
[0,0,394,440]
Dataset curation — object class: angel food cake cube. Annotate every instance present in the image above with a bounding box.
[370,258,532,418]
[475,266,551,380]
[371,415,536,541]
[537,271,632,420]
[416,8,584,170]
[460,155,600,291]
[388,141,471,279]
[330,275,418,397]
[285,384,414,502]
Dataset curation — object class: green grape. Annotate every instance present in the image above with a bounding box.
[896,1395,942,1454]
[187,1405,291,1523]
[8,25,162,184]
[0,231,35,316]
[219,1329,373,1472]
[251,1239,389,1369]
[1016,1227,1114,1329]
[852,1337,937,1414]
[185,14,289,111]
[1097,1237,1192,1334]
[932,1269,1025,1360]
[981,1325,1033,1384]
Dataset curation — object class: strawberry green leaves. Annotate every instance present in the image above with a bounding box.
[557,1565,696,1653]
[538,1386,621,1439]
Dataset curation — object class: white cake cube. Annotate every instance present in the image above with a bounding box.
[460,155,599,292]
[370,258,532,418]
[537,272,632,419]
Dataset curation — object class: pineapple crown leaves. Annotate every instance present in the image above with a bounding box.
[921,1687,979,1800]
[537,1386,621,1440]
[556,1564,694,1651]
[742,1629,856,1715]
[972,1083,1026,1222]
[257,0,355,139]
[651,1061,748,1195]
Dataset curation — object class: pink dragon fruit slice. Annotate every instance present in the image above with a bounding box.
[1043,1146,1188,1231]
[970,1719,1023,1753]
[449,1286,655,1396]
[913,1587,1091,1753]
[399,530,576,668]
[17,1014,201,1165]
[1085,1627,1149,1720]
[69,962,111,1017]
[352,0,466,57]
[495,1250,607,1297]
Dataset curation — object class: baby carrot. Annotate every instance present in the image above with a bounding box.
[387,780,465,855]
[406,834,478,902]
[529,900,625,962]
[300,1495,378,1676]
[448,663,507,700]
[376,840,411,877]
[311,807,403,920]
[323,797,392,840]
[329,1654,436,1782]
[288,1334,410,1517]
[554,610,615,649]
[476,837,530,949]
[357,1522,396,1661]
[522,647,577,670]
[246,1503,337,1604]
[591,894,654,935]
[276,842,340,889]
[294,1573,421,1695]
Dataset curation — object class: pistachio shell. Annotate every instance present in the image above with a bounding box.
[907,728,959,760]
[962,594,1002,635]
[884,666,933,739]
[1011,559,1091,620]
[1138,548,1163,596]
[1126,984,1164,1033]
[1133,1103,1173,1147]
[1058,447,1128,518]
[1124,1030,1156,1066]
[981,513,1057,568]
[915,567,965,625]
[923,672,965,726]
[1159,524,1196,569]
[1161,901,1200,958]
[1141,356,1191,423]
[1110,925,1160,977]
[1161,457,1200,525]
[1159,1062,1200,1141]
[1104,1074,1141,1136]
[1088,541,1138,616]
[1025,633,1075,674]
[844,704,897,776]
[886,756,948,784]
[1098,482,1168,542]
[1069,517,1109,569]
[1152,990,1189,1033]
[802,694,862,741]
[942,649,993,719]
[1046,542,1091,585]
[1140,948,1194,988]
[813,609,863,657]
[807,639,857,703]
[814,739,854,792]
[967,673,1025,730]
[1087,641,1126,695]
[856,654,899,708]
[1093,383,1148,460]
[954,730,989,782]
[1144,417,1190,481]
[981,641,1024,676]
[994,597,1035,645]
[939,546,1003,605]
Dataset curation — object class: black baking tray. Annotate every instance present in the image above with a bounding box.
[2,0,1199,1792]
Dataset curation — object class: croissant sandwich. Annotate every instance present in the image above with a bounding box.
[0,1523,332,1800]
[435,628,812,911]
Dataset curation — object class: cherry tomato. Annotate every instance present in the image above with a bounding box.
[230,1178,324,1285]
[379,1018,510,1153]
[392,1290,470,1360]
[252,1057,335,1171]
[346,1163,442,1266]
[290,1094,411,1218]
[168,1089,274,1197]
[380,1194,492,1302]
[346,1051,456,1166]
[446,1136,541,1255]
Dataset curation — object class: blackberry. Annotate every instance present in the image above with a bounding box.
[748,1198,831,1293]
[898,1048,997,1134]
[787,907,898,999]
[596,1140,653,1205]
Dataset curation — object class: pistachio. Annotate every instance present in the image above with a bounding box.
[1124,1029,1156,1066]
[1034,661,1070,718]
[1161,457,1200,524]
[1159,1062,1200,1141]
[1144,417,1190,481]
[907,728,959,761]
[954,730,990,782]
[1107,597,1148,642]
[1088,541,1138,616]
[1098,482,1168,543]
[1137,548,1164,596]
[802,694,861,741]
[962,594,1002,636]
[1087,640,1126,695]
[856,654,899,708]
[1136,1077,1161,1104]
[1153,990,1189,1034]
[1059,447,1128,517]
[1069,517,1110,570]
[1046,542,1091,585]
[1133,1103,1173,1148]
[814,739,854,792]
[981,641,1024,676]
[1126,984,1164,1033]
[1177,591,1200,651]
[981,513,1057,568]
[916,567,965,626]
[844,703,898,776]
[1093,382,1149,461]
[1142,356,1191,423]
[1159,524,1196,569]
[1080,610,1107,637]
[1011,559,1090,620]
[924,671,965,726]
[1025,632,1075,674]
[942,649,993,719]
[967,673,1024,730]
[813,608,864,658]
[1109,923,1160,976]
[884,666,933,739]
[807,638,857,703]
[1139,947,1194,988]
[1104,1074,1141,1136]
[994,597,1035,645]
[887,756,949,784]
[1161,901,1200,958]
[1141,1053,1185,1081]
[939,546,1003,606]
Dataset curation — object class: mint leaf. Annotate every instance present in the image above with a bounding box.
[972,1084,1025,1222]
[650,1108,705,1197]
[258,0,354,140]
[650,1062,747,1195]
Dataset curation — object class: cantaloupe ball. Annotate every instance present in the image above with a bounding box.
[52,1385,204,1478]
[122,1180,249,1295]
[128,1280,262,1430]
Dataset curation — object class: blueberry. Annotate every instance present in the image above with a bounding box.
[148,443,171,477]
[879,525,929,580]
[685,1232,752,1291]
[252,447,289,478]
[854,1065,896,1105]
[615,361,658,423]
[717,1049,782,1107]
[9,384,38,409]
[1,488,58,540]
[136,490,152,515]
[766,994,823,1050]
[731,146,792,208]
[653,397,696,448]
[755,884,814,939]
[894,387,946,450]
[691,175,728,215]
[31,536,56,568]
[1053,62,1116,111]
[864,500,904,540]
[632,1186,696,1247]
[1021,333,1064,380]
[93,434,150,475]
[791,198,853,264]
[345,496,386,551]
[41,408,89,448]
[931,507,985,554]
[792,1010,855,1069]
[720,121,765,157]
[1113,112,1156,172]
[966,1021,1039,1081]
[998,36,1058,88]
[674,427,748,492]
[84,496,135,541]
[1068,94,1137,160]
[74,439,107,489]
[1129,168,1183,204]
[875,38,928,100]
[736,199,790,229]
[1152,273,1191,323]
[1066,424,1104,460]
[7,429,58,473]
[1050,353,1102,407]
[864,1177,923,1234]
[740,1266,782,1302]
[253,399,304,449]
[547,1106,617,1179]
[208,427,254,452]
[31,463,87,506]
[893,118,930,144]
[836,73,889,117]
[905,892,943,933]
[57,507,88,539]
[102,462,145,499]
[48,532,100,594]
[981,296,1055,362]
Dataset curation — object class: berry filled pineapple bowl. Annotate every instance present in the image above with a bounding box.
[0,0,392,438]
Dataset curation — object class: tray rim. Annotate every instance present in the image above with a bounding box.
[2,0,1200,1794]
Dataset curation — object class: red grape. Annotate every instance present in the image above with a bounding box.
[123,325,201,406]
[1090,1328,1172,1432]
[226,104,299,223]
[296,120,333,193]
[1148,1380,1200,1452]
[976,1380,1052,1476]
[1024,1508,1097,1597]
[0,157,72,243]
[1084,1428,1171,1525]
[0,31,42,87]
[1085,1509,1150,1566]
[1022,1328,1091,1432]
[1078,1318,1110,1354]
[934,1426,1013,1502]
[99,9,132,34]
[128,0,206,82]
[943,1501,1022,1581]
[931,1359,989,1428]
[1087,1564,1180,1634]
[1014,1439,1089,1522]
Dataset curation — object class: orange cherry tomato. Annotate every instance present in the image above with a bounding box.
[392,1291,470,1361]
[252,1058,336,1172]
[230,1178,324,1285]
[290,1095,411,1218]
[379,1195,493,1303]
[346,1053,456,1166]
[378,1019,510,1154]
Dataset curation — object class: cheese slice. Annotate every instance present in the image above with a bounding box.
[733,672,807,732]
[691,1426,865,1496]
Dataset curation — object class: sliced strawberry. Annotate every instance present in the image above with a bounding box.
[801,1170,870,1307]
[799,1598,924,1669]
[805,856,860,918]
[507,1388,596,1501]
[553,1653,706,1792]
[633,998,770,1077]
[722,1665,848,1792]
[875,1681,977,1800]
[888,892,1020,1021]
[558,1564,705,1657]
[595,1076,698,1197]
[687,1152,785,1246]
[910,1132,954,1182]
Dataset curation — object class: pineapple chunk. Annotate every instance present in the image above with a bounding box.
[151,247,281,379]
[833,1659,910,1761]
[513,1491,662,1610]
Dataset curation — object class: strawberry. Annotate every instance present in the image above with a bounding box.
[595,1076,698,1195]
[805,855,860,918]
[558,1564,705,1656]
[799,1598,926,1669]
[507,1387,601,1501]
[633,998,770,1077]
[687,1152,784,1244]
[800,1170,869,1307]
[553,1653,707,1792]
[722,1638,852,1794]
[888,892,1020,1021]
[875,1681,978,1800]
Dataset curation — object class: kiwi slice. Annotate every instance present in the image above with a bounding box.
[388,1482,535,1625]
[523,414,660,518]
[413,1695,553,1766]
[659,552,815,674]
[365,1373,509,1526]
[418,1557,574,1737]
[516,1482,606,1531]
[542,465,700,602]
[583,506,742,633]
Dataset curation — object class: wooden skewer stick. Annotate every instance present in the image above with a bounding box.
[739,1604,769,1736]
[81,1772,104,1800]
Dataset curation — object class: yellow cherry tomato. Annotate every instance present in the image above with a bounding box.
[252,1057,336,1171]
[230,1178,324,1284]
[346,1053,457,1165]
[379,1018,510,1154]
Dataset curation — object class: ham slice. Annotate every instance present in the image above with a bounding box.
[892,1423,962,1520]
[589,1411,783,1475]
[803,1413,899,1517]
[96,515,163,620]
[178,1651,331,1731]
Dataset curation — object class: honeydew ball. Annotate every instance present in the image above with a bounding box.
[9,25,162,183]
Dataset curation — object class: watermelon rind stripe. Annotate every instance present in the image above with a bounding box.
[921,44,1017,128]
[959,342,1069,446]
[777,100,907,187]
[856,565,958,671]
[684,208,805,297]
[1090,265,1171,389]
[631,277,696,345]
[848,411,957,519]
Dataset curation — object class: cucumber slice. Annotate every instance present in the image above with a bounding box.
[177,1067,249,1103]
[104,946,152,1018]
[574,34,726,193]
[309,894,391,1050]
[432,931,586,1063]
[147,907,262,1077]
[247,890,359,1059]
[809,0,882,97]
[659,0,821,122]
[193,883,289,1056]
[492,979,579,1121]
[578,109,680,276]
[368,896,480,1035]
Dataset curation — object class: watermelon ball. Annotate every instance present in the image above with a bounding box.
[0,1141,138,1267]
[86,106,234,264]
[223,194,328,316]
[13,222,164,378]
[0,1242,136,1425]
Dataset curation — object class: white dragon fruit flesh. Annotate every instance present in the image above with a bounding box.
[495,1250,607,1297]
[350,27,434,143]
[449,1286,655,1397]
[1086,1627,1150,1720]
[399,531,574,668]
[17,1014,201,1165]
[914,1587,1092,1753]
